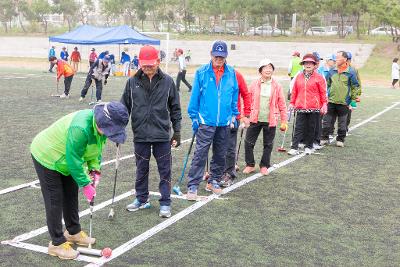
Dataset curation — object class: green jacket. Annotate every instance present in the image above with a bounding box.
[326,66,360,105]
[31,110,106,187]
[289,57,302,78]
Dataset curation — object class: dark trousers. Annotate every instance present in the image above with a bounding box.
[244,122,276,168]
[134,142,172,206]
[314,113,322,144]
[89,61,95,68]
[291,112,319,149]
[176,70,192,91]
[392,79,399,86]
[49,61,55,72]
[64,75,73,95]
[322,103,349,142]
[32,156,81,246]
[346,108,352,132]
[81,74,103,101]
[187,125,228,188]
[224,126,238,178]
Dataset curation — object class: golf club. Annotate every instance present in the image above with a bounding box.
[290,109,297,147]
[51,79,60,97]
[172,134,195,196]
[277,110,293,152]
[89,79,96,105]
[202,156,210,181]
[235,125,245,171]
[108,143,120,219]
[89,197,94,249]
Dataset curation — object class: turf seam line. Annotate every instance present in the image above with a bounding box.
[91,101,400,266]
[0,138,193,196]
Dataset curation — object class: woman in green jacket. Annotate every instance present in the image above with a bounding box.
[30,102,128,260]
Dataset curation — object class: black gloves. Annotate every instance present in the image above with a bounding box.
[171,131,181,147]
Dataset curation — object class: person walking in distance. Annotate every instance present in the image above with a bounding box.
[30,102,129,260]
[70,47,81,73]
[243,59,288,175]
[48,46,56,72]
[49,56,75,99]
[186,40,239,200]
[121,45,182,218]
[60,47,69,61]
[79,55,111,103]
[88,48,97,68]
[176,48,192,92]
[392,58,399,88]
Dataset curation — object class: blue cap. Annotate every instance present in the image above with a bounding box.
[347,51,352,60]
[211,41,228,58]
[102,55,110,63]
[94,102,129,144]
[312,52,323,61]
[327,54,336,61]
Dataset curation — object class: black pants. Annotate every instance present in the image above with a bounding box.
[346,108,352,132]
[321,103,349,142]
[392,79,399,86]
[244,122,276,168]
[314,113,322,144]
[64,75,73,95]
[134,142,172,206]
[32,156,81,246]
[81,74,103,101]
[49,61,55,72]
[176,70,192,92]
[224,126,239,178]
[89,61,95,68]
[291,112,319,149]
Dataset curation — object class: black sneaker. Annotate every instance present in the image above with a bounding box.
[219,173,234,187]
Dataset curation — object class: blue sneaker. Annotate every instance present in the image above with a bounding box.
[159,206,171,218]
[126,198,151,212]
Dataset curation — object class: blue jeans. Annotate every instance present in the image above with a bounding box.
[187,125,228,189]
[134,142,171,206]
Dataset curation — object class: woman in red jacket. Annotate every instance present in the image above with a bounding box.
[243,59,288,176]
[288,53,327,155]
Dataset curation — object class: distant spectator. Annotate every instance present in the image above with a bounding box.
[318,54,336,79]
[160,50,166,62]
[70,47,81,73]
[48,46,56,73]
[121,51,131,76]
[176,48,192,92]
[392,58,399,88]
[109,54,116,75]
[89,48,97,68]
[288,51,302,100]
[185,49,191,62]
[60,47,69,61]
[132,55,139,69]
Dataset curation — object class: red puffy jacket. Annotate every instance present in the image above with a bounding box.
[290,71,327,110]
[235,70,251,119]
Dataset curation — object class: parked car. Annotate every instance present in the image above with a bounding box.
[210,25,237,35]
[306,26,337,36]
[370,26,399,36]
[244,25,288,36]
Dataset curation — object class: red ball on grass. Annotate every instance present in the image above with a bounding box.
[102,247,112,258]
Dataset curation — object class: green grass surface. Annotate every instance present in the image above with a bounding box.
[0,69,400,266]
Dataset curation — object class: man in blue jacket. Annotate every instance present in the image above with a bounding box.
[48,46,56,72]
[186,40,239,200]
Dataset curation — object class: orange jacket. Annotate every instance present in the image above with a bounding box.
[57,60,74,80]
[290,71,327,110]
[249,77,288,127]
[71,51,81,62]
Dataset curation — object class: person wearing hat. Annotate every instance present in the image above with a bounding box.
[98,50,110,60]
[49,56,75,98]
[185,40,239,200]
[320,51,360,147]
[48,45,56,72]
[287,51,302,100]
[70,47,81,73]
[121,45,182,218]
[176,48,192,92]
[79,55,111,103]
[288,53,327,155]
[60,47,69,62]
[318,54,336,79]
[242,59,288,176]
[89,48,97,68]
[30,101,129,260]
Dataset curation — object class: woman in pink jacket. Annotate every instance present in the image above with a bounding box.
[243,59,288,176]
[288,53,327,155]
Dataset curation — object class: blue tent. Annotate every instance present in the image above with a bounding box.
[49,25,160,45]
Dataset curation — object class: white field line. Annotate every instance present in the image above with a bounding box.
[92,101,400,266]
[0,138,192,196]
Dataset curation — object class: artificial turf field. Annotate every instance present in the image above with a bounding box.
[0,68,399,266]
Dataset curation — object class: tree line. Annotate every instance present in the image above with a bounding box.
[1,0,399,38]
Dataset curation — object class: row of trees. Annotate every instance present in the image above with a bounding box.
[1,0,400,38]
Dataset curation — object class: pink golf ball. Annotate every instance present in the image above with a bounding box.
[102,247,112,258]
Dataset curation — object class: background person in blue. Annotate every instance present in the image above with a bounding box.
[48,46,56,72]
[121,51,131,76]
[186,40,239,201]
[60,47,69,61]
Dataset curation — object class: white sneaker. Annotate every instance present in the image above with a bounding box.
[305,147,315,155]
[313,143,323,150]
[79,97,84,102]
[298,143,305,149]
[336,141,344,147]
[96,99,102,103]
[329,135,334,143]
[287,149,299,155]
[59,93,69,99]
[320,139,329,145]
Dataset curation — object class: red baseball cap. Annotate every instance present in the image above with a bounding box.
[292,51,300,57]
[300,53,317,65]
[139,45,159,66]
